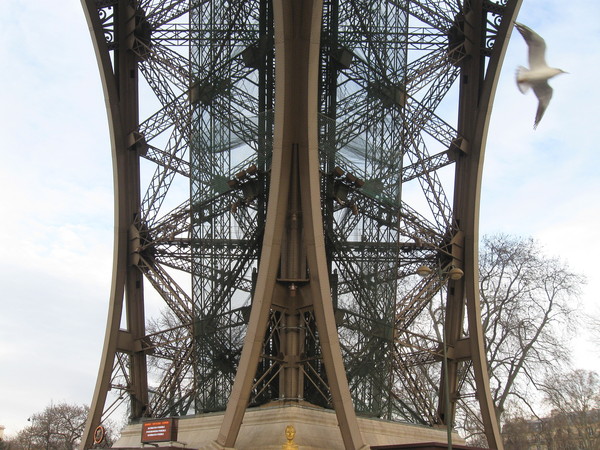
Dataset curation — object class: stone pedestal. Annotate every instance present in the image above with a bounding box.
[112,404,463,449]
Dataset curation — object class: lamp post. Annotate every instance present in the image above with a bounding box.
[416,264,464,450]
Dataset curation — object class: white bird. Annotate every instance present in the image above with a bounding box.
[514,22,567,129]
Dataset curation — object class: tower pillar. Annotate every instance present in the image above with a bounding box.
[217,1,366,448]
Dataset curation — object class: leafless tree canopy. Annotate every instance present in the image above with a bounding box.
[2,403,118,450]
[503,369,600,449]
[8,403,88,450]
[458,234,585,442]
[543,369,600,415]
[482,235,583,411]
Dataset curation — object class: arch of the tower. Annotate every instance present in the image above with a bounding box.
[80,0,522,449]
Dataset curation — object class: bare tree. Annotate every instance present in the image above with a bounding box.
[9,403,88,450]
[543,369,600,414]
[540,369,600,449]
[501,370,600,450]
[483,235,583,411]
[502,416,536,450]
[3,403,120,450]
[456,234,584,442]
[9,403,123,450]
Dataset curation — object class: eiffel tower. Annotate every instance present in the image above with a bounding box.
[80,0,522,448]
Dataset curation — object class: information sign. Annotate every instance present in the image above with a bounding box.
[141,418,178,443]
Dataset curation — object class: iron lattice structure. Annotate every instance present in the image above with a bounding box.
[81,0,521,448]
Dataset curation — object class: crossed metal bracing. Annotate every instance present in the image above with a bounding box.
[318,0,451,421]
[247,308,333,407]
[83,0,518,446]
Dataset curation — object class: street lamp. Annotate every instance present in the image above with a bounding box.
[416,263,464,450]
[416,264,463,281]
[447,266,464,281]
[416,265,433,277]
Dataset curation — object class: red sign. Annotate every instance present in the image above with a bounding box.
[141,418,178,443]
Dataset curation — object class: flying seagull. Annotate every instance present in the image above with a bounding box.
[514,22,566,129]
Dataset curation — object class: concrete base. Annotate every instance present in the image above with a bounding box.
[112,404,464,449]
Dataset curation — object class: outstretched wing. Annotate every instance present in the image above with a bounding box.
[533,82,553,129]
[515,22,547,69]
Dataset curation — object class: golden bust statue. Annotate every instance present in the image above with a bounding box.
[282,425,299,449]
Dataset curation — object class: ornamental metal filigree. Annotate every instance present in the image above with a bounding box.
[96,1,117,50]
[483,0,507,55]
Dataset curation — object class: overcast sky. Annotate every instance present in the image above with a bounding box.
[1,0,599,438]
